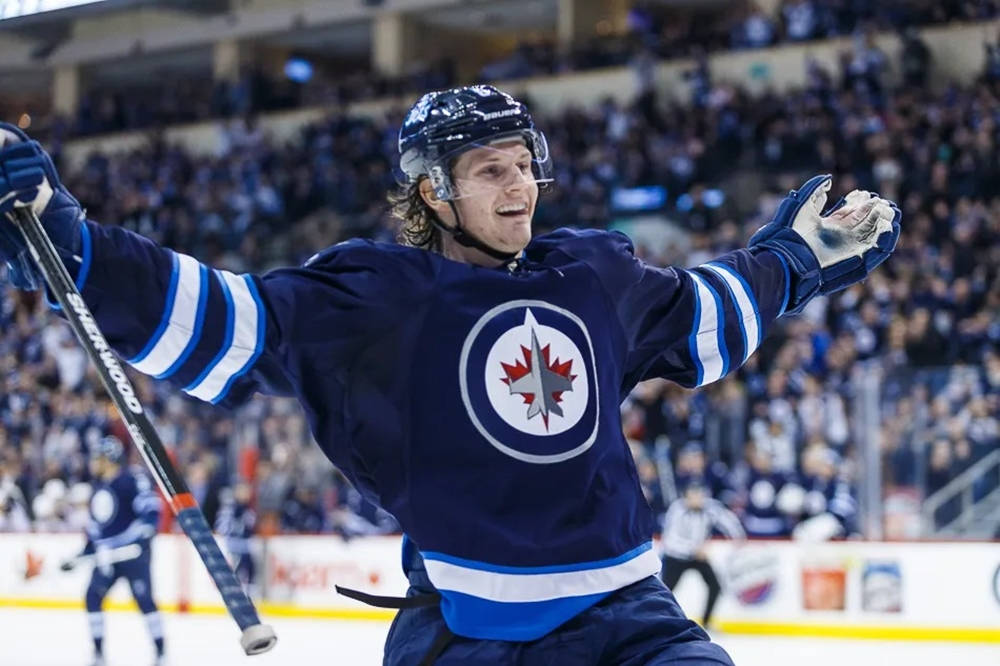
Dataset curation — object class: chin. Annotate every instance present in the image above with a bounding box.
[506,226,533,251]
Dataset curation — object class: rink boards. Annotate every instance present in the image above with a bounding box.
[1,533,998,642]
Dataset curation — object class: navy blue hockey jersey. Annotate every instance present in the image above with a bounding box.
[215,500,256,555]
[802,474,858,535]
[64,220,789,640]
[741,468,800,537]
[84,467,160,553]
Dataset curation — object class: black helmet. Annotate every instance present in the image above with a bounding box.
[398,85,553,201]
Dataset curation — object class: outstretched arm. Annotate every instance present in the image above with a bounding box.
[0,123,295,408]
[594,175,899,390]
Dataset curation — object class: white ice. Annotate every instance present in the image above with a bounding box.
[2,608,997,666]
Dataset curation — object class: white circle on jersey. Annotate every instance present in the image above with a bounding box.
[90,488,116,524]
[483,308,589,436]
[750,480,776,509]
[459,299,600,464]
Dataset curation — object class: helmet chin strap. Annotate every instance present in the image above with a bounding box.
[433,200,521,263]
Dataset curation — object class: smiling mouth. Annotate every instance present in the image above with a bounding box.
[496,203,529,217]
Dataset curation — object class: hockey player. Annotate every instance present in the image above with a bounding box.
[674,441,734,506]
[61,436,164,666]
[659,480,745,629]
[793,446,858,541]
[215,481,258,593]
[736,441,805,538]
[0,85,898,664]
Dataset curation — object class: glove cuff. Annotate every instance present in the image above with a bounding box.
[750,229,822,315]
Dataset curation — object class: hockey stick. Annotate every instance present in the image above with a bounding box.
[60,543,144,572]
[23,543,143,581]
[7,206,276,656]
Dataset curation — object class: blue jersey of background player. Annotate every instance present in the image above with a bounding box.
[214,481,257,594]
[0,85,899,665]
[72,436,163,666]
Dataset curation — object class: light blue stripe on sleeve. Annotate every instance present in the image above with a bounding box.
[156,263,209,379]
[687,271,724,386]
[703,276,729,378]
[128,253,204,377]
[687,272,704,387]
[212,275,267,404]
[128,251,180,366]
[185,270,261,403]
[703,262,761,363]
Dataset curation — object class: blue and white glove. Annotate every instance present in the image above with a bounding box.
[749,174,900,315]
[0,123,85,291]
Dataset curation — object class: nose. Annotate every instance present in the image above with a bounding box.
[504,164,532,191]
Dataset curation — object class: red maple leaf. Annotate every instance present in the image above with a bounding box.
[500,344,577,410]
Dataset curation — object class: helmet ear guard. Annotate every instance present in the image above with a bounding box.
[428,165,452,201]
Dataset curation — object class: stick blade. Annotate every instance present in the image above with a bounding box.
[240,623,277,655]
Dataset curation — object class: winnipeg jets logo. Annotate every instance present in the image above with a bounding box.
[460,301,599,464]
[499,312,576,431]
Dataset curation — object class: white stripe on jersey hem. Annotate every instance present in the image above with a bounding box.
[129,253,202,377]
[702,262,761,362]
[687,272,724,385]
[422,547,661,603]
[185,272,261,403]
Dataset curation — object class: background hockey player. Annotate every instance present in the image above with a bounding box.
[673,441,736,507]
[659,479,745,630]
[60,436,164,666]
[215,481,258,593]
[0,84,898,664]
[793,446,859,541]
[735,441,807,538]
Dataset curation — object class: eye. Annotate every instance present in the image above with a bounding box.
[517,162,532,173]
[479,165,502,178]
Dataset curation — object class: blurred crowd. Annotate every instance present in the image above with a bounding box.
[8,0,999,140]
[1,25,998,548]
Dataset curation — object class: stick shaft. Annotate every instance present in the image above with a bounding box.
[9,207,264,632]
[73,543,144,566]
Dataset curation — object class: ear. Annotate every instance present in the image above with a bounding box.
[418,177,437,204]
[418,177,449,215]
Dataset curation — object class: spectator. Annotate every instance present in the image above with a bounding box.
[899,26,932,88]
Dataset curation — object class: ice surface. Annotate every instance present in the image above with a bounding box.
[2,608,997,666]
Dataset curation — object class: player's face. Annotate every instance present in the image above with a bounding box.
[437,140,538,263]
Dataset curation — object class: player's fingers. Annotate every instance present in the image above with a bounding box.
[826,198,872,224]
[808,178,832,213]
[852,199,893,242]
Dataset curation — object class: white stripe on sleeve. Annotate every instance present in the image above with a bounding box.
[129,253,203,377]
[702,262,761,362]
[184,272,261,403]
[688,271,724,385]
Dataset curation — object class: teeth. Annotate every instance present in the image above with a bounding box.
[496,203,527,214]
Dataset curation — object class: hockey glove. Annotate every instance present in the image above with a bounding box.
[0,123,85,291]
[749,174,900,315]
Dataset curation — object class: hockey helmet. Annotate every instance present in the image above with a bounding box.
[91,435,125,463]
[398,85,553,201]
